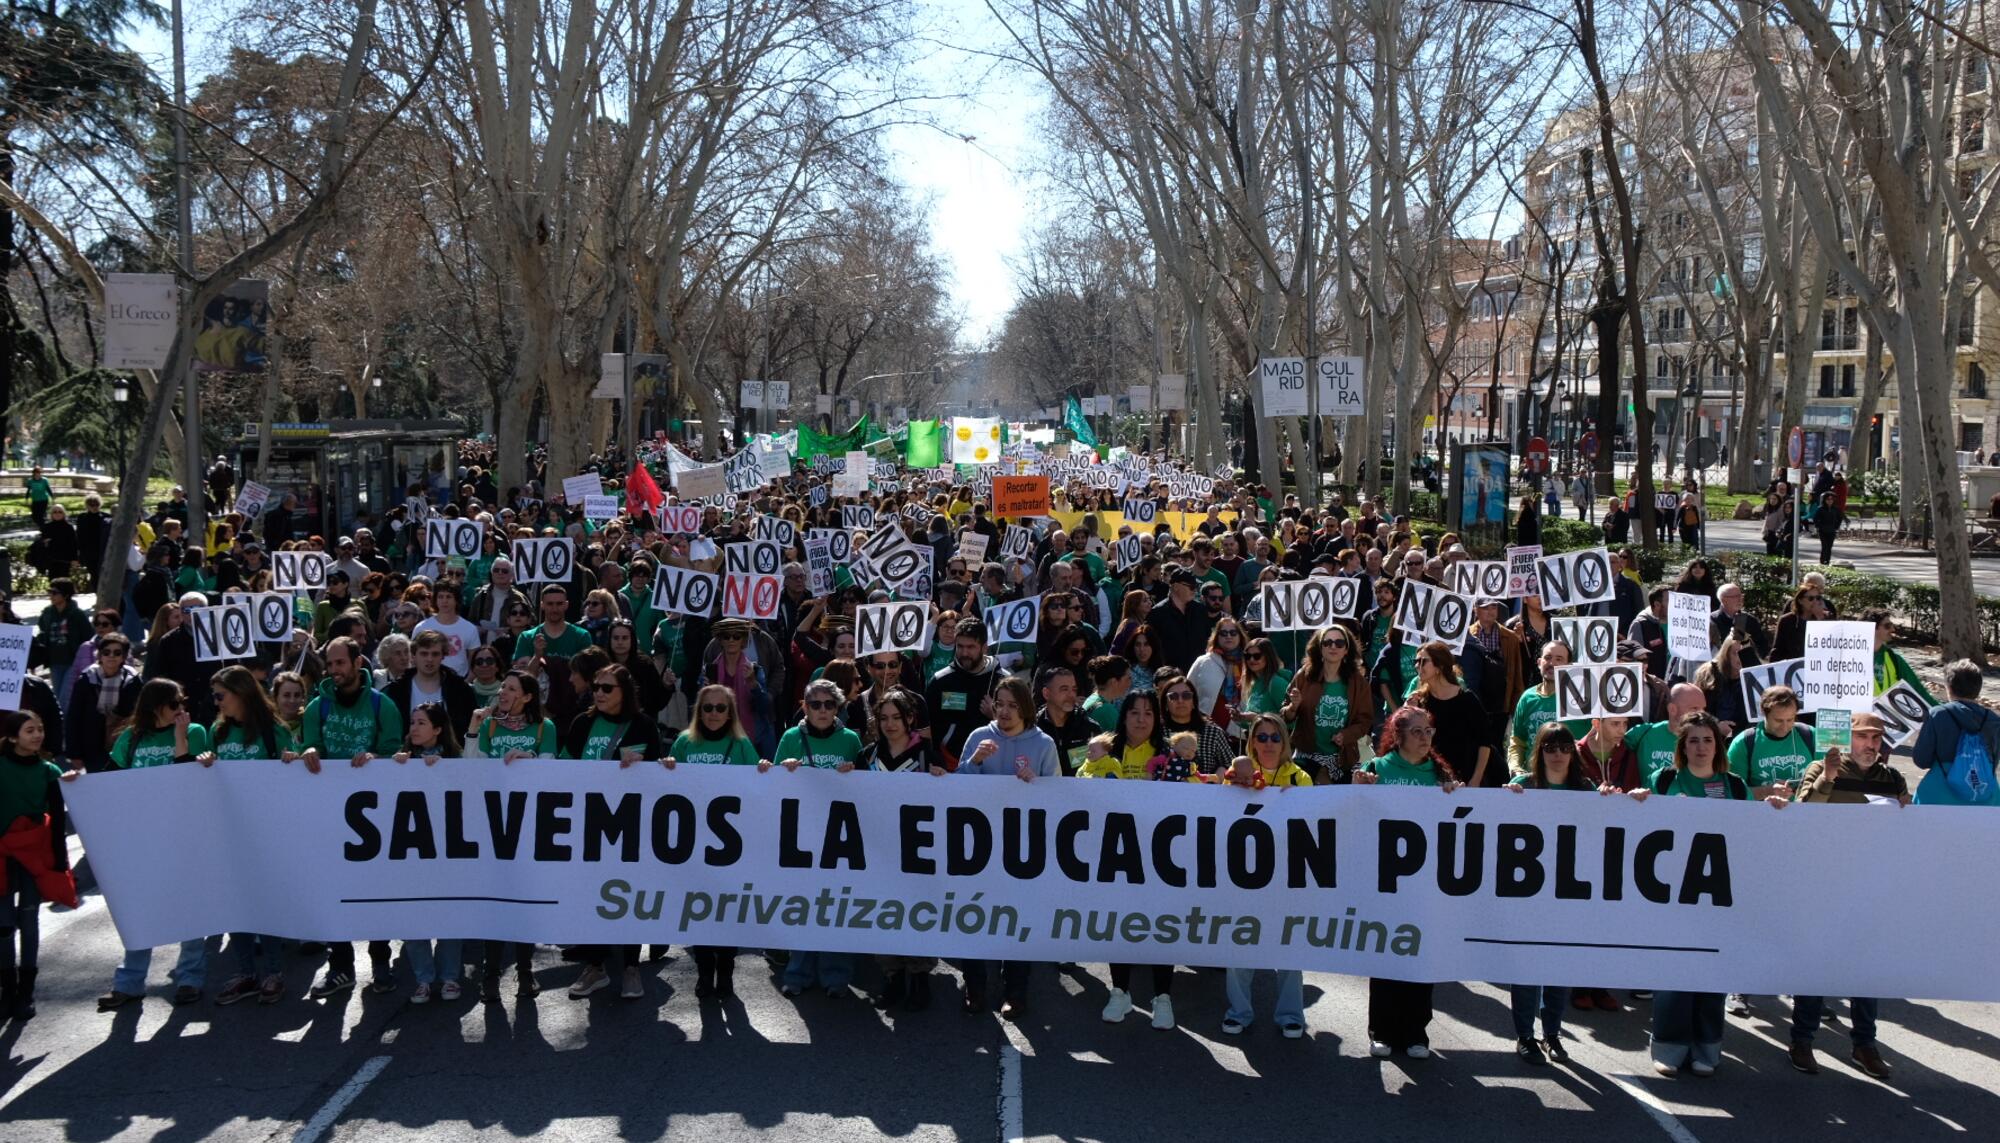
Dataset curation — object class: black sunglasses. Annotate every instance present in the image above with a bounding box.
[699,703,730,714]
[593,682,617,693]
[805,699,838,710]
[1253,731,1284,744]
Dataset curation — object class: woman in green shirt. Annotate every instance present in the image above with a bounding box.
[202,666,296,764]
[272,672,310,743]
[1510,640,1592,775]
[174,548,218,597]
[1355,705,1461,1060]
[472,672,559,761]
[109,680,211,770]
[666,687,764,998]
[562,664,663,764]
[775,679,863,772]
[1281,625,1372,783]
[1238,636,1292,730]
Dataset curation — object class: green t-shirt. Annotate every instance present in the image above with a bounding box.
[1625,720,1682,785]
[1060,551,1109,583]
[112,724,212,769]
[209,721,299,760]
[26,476,50,505]
[774,723,863,768]
[1081,693,1120,733]
[0,753,64,822]
[571,715,627,760]
[671,732,761,767]
[1245,670,1293,718]
[478,717,559,757]
[513,622,593,663]
[1726,724,1817,788]
[1198,566,1232,600]
[302,688,405,758]
[1361,753,1445,787]
[1511,690,1591,760]
[623,585,662,654]
[1313,683,1353,755]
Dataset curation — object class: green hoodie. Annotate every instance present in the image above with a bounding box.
[302,677,404,758]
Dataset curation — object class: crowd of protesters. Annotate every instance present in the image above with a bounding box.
[1,438,1985,1086]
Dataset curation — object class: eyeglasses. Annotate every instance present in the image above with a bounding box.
[1544,743,1574,755]
[1165,691,1195,702]
[699,703,729,714]
[869,661,899,671]
[1253,731,1284,744]
[1323,638,1348,649]
[718,633,744,642]
[1217,628,1240,638]
[164,697,184,709]
[805,699,838,710]
[593,682,618,694]
[1245,651,1265,661]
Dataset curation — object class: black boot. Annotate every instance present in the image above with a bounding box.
[696,961,715,999]
[715,955,736,998]
[0,967,15,1020]
[874,972,907,1010]
[905,972,932,1012]
[12,968,35,1020]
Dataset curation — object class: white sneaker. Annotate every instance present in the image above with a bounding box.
[411,982,432,1005]
[1101,988,1133,1023]
[1406,1043,1431,1059]
[1369,1040,1393,1058]
[568,966,610,998]
[1726,994,1750,1017]
[1150,995,1176,1030]
[1280,1022,1305,1039]
[1221,1017,1247,1035]
[440,981,461,1002]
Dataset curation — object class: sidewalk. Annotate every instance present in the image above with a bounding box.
[1699,518,2000,594]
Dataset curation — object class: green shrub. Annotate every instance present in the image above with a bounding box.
[1538,517,1604,554]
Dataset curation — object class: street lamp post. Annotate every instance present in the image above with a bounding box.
[111,377,130,486]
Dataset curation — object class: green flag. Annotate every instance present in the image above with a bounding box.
[904,419,944,468]
[797,415,873,459]
[1064,396,1099,447]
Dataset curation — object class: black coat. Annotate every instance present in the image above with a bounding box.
[383,666,479,739]
[74,510,111,575]
[141,626,222,726]
[65,666,140,770]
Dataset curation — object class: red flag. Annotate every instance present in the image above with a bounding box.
[627,461,665,517]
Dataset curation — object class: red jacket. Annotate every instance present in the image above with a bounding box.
[1,815,77,908]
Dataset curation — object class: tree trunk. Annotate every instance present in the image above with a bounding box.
[1850,315,1888,474]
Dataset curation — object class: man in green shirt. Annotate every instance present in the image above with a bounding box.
[25,465,51,527]
[1189,536,1232,604]
[1624,682,1706,786]
[512,583,592,663]
[1726,684,1817,797]
[301,637,405,765]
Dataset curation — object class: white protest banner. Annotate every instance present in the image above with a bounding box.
[1122,497,1158,525]
[985,595,1041,646]
[723,539,784,578]
[739,380,766,410]
[808,528,853,564]
[1313,355,1365,417]
[1534,547,1616,610]
[856,520,911,564]
[1871,681,1936,749]
[1800,620,1875,714]
[754,515,798,551]
[1447,560,1509,601]
[957,532,990,564]
[802,536,836,597]
[809,484,830,508]
[1555,662,1649,720]
[660,505,703,535]
[857,601,930,657]
[1000,525,1033,563]
[582,495,620,521]
[188,601,256,663]
[650,565,719,618]
[1127,383,1153,412]
[1260,578,1361,632]
[894,566,932,603]
[271,551,329,593]
[950,418,1003,465]
[721,572,780,620]
[233,478,273,523]
[511,538,576,584]
[1667,592,1713,663]
[425,517,485,561]
[562,473,604,502]
[842,504,877,532]
[835,454,869,497]
[64,764,2000,1001]
[1255,356,1309,416]
[1739,658,1806,722]
[676,464,726,499]
[1110,534,1143,571]
[0,623,32,711]
[1157,373,1188,411]
[873,543,932,594]
[724,448,766,495]
[251,593,297,642]
[1506,545,1541,598]
[1392,580,1474,647]
[1551,615,1619,665]
[104,272,178,369]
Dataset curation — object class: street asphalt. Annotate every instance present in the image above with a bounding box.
[3,872,1998,1143]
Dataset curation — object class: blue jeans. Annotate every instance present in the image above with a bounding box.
[1510,984,1571,1041]
[1650,990,1725,1070]
[227,932,282,979]
[114,937,210,994]
[783,950,854,992]
[1225,967,1304,1028]
[1792,995,1879,1048]
[406,939,463,986]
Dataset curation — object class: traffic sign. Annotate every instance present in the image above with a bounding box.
[1687,436,1719,470]
[1524,436,1550,474]
[1787,425,1805,468]
[1579,431,1600,461]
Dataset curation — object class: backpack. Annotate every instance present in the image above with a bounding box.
[1944,709,1997,804]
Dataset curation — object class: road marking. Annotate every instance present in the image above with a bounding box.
[998,1019,1030,1143]
[293,1055,390,1143]
[1606,1072,1703,1143]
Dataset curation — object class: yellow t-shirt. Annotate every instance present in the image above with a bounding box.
[1082,743,1158,780]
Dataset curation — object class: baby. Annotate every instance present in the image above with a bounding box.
[1148,731,1201,783]
[1221,754,1264,789]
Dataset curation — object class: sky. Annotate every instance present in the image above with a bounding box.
[127,0,1042,346]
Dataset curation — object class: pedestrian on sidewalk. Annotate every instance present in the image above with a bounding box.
[1813,491,1844,565]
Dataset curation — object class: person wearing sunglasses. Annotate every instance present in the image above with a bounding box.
[664,686,764,1000]
[1187,620,1250,743]
[957,676,1059,1018]
[1281,625,1371,784]
[703,618,783,759]
[1217,712,1311,1037]
[773,680,863,998]
[77,680,212,1011]
[1499,723,1603,1064]
[855,689,947,1012]
[1355,705,1461,1058]
[1081,690,1186,1028]
[64,633,139,774]
[562,666,662,1001]
[1154,676,1233,777]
